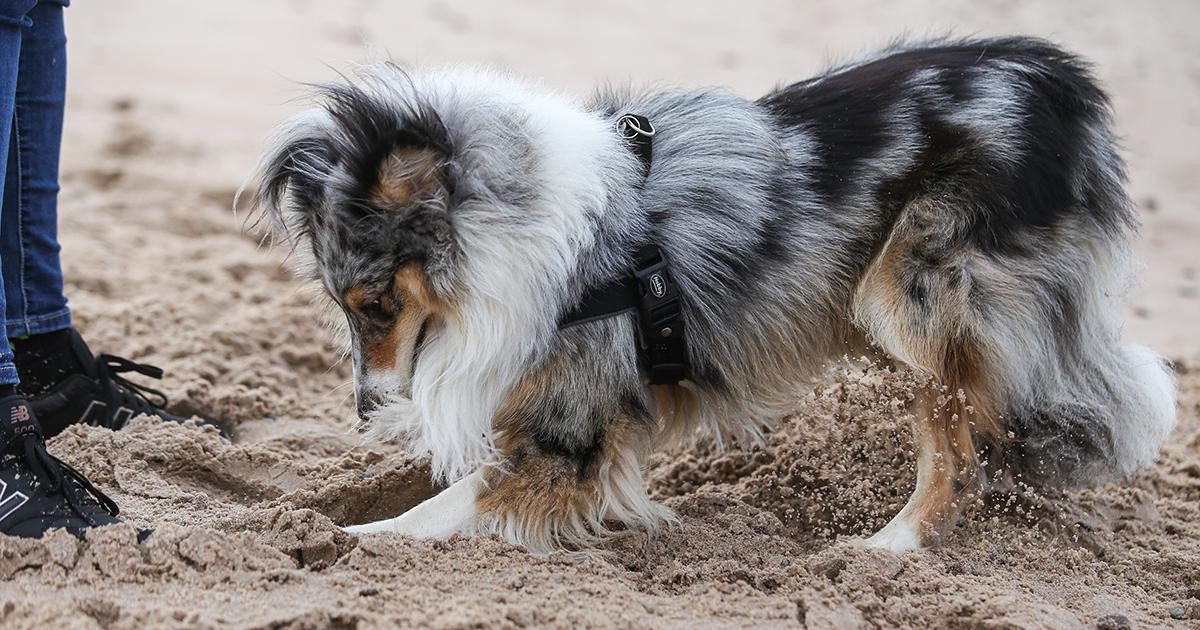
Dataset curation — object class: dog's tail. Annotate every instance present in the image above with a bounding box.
[975,168,1179,484]
[991,341,1177,486]
[978,96,1178,487]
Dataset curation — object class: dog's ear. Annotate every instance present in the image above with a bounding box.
[240,108,334,242]
[369,146,447,209]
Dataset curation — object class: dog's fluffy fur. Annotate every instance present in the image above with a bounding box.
[245,37,1177,553]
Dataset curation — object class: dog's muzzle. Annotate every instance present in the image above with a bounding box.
[354,383,413,423]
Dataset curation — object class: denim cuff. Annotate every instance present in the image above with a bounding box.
[0,0,37,26]
[0,0,61,28]
[5,307,71,338]
[0,13,31,28]
[0,361,17,386]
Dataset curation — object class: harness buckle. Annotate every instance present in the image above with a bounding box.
[631,247,687,384]
[631,249,677,322]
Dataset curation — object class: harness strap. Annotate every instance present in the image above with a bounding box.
[558,114,689,385]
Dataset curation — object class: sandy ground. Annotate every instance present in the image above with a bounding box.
[0,1,1198,627]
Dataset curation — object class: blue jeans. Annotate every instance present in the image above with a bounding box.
[0,0,70,386]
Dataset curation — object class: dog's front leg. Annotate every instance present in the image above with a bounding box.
[344,470,481,539]
[469,414,671,552]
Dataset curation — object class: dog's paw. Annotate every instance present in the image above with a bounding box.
[342,519,399,536]
[835,536,870,549]
[864,518,922,554]
[342,472,483,540]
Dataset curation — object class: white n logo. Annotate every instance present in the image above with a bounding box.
[78,401,135,428]
[0,479,30,523]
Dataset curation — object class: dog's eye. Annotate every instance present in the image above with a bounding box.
[360,297,393,321]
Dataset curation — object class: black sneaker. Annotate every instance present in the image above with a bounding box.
[25,329,191,437]
[0,395,120,539]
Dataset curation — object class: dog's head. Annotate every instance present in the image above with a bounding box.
[245,69,467,421]
[243,65,627,479]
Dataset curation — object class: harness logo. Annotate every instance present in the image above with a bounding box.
[649,273,667,299]
[0,480,30,524]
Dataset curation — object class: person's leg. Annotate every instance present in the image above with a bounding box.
[3,0,69,343]
[5,1,79,397]
[0,0,118,541]
[0,0,39,393]
[0,1,191,436]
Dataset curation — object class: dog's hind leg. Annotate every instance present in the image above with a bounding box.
[853,204,1002,552]
[865,379,986,552]
[343,470,482,538]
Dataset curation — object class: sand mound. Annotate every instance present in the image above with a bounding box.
[2,341,1197,626]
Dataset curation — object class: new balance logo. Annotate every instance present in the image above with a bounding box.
[0,479,30,524]
[78,401,134,428]
[8,403,38,438]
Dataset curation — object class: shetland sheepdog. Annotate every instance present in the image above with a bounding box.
[244,37,1176,553]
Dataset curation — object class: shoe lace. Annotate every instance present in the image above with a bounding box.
[94,354,170,429]
[21,437,120,519]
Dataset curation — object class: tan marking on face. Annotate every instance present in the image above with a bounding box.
[344,261,453,377]
[342,284,376,316]
[369,147,444,208]
[394,260,451,318]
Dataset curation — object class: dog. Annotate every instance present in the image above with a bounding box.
[243,37,1177,553]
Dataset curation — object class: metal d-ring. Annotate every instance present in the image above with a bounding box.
[618,114,656,139]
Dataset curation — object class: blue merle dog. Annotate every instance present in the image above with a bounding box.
[245,37,1176,553]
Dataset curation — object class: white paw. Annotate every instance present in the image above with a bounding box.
[342,519,399,535]
[342,471,482,539]
[865,518,922,554]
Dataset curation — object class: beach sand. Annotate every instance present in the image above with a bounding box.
[0,1,1197,627]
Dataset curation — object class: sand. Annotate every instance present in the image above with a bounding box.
[0,1,1197,627]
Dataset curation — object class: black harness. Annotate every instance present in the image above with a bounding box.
[558,114,690,385]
